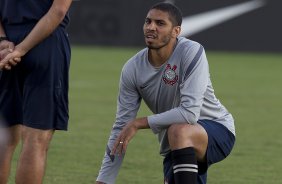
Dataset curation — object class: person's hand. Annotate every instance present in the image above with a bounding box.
[0,40,20,70]
[111,121,139,156]
[0,40,15,70]
[0,48,11,61]
[0,47,22,70]
[96,181,105,184]
[0,39,14,58]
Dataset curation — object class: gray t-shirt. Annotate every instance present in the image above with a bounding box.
[97,37,235,183]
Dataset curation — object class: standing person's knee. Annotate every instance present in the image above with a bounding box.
[21,126,54,151]
[4,125,21,149]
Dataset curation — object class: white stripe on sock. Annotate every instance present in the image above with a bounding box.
[173,164,198,170]
[173,168,198,174]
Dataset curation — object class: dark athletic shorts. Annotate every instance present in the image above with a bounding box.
[0,23,71,130]
[163,120,235,184]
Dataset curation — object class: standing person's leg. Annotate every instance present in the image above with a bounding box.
[167,123,208,184]
[15,126,54,184]
[0,54,24,184]
[0,125,21,184]
[13,26,69,184]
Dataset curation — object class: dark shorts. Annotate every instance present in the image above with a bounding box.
[0,23,71,130]
[163,120,235,184]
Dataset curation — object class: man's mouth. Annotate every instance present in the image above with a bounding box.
[145,33,157,39]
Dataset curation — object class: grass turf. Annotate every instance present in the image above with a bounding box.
[8,46,282,184]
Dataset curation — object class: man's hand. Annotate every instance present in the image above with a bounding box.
[0,47,22,70]
[0,39,14,53]
[111,117,149,156]
[111,121,138,156]
[0,40,19,70]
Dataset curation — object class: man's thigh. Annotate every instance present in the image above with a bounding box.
[0,68,23,126]
[197,120,235,174]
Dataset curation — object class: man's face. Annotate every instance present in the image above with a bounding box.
[143,9,177,49]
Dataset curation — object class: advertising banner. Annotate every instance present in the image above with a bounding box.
[68,0,281,52]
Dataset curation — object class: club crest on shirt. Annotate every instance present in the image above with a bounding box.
[163,64,178,86]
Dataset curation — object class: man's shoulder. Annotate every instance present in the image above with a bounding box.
[124,48,147,66]
[122,48,147,73]
[175,37,205,62]
[177,37,203,51]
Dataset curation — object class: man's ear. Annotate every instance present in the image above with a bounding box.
[172,26,181,38]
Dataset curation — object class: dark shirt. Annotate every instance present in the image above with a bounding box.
[0,0,69,28]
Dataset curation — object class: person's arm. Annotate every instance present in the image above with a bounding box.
[97,116,148,184]
[0,0,72,69]
[147,45,209,134]
[15,0,72,55]
[0,20,15,63]
[96,62,142,184]
[0,20,6,37]
[110,116,149,156]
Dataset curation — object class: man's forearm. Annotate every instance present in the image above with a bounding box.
[0,20,6,37]
[134,117,150,129]
[15,0,72,55]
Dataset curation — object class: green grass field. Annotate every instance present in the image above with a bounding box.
[9,46,282,184]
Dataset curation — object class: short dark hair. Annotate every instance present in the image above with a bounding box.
[149,2,182,26]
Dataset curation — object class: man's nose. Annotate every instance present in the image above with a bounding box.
[146,22,156,30]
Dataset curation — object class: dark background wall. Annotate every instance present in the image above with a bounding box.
[67,0,282,52]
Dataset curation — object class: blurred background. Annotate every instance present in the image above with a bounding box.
[68,0,281,52]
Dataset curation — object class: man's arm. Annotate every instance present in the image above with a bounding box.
[111,117,149,156]
[96,117,148,184]
[0,0,72,69]
[96,63,142,184]
[0,20,15,64]
[0,20,6,37]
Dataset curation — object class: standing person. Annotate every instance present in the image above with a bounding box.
[96,2,235,184]
[0,0,72,183]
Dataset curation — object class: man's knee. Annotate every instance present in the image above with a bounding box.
[21,126,54,151]
[3,125,21,148]
[168,123,191,139]
[168,123,194,149]
[167,123,208,152]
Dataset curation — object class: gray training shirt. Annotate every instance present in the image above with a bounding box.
[97,37,235,183]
